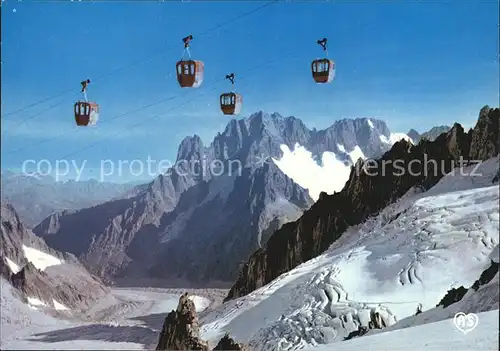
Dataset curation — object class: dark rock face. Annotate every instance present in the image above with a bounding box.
[471,260,499,291]
[0,257,11,280]
[344,326,369,341]
[437,259,499,308]
[155,293,247,351]
[156,292,209,350]
[146,161,312,283]
[225,106,499,301]
[213,334,246,350]
[469,106,500,160]
[436,287,469,308]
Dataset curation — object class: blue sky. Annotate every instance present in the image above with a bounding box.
[1,0,498,182]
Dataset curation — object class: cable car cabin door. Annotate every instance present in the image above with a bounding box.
[311,59,335,83]
[220,93,242,115]
[176,60,204,88]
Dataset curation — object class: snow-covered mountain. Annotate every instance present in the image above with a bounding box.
[1,172,137,228]
[0,203,109,316]
[2,107,497,351]
[226,106,499,301]
[196,144,499,350]
[32,112,411,285]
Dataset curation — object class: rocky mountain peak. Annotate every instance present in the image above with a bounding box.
[407,128,420,142]
[176,134,205,163]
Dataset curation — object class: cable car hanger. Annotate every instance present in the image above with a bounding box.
[311,37,335,84]
[74,79,99,127]
[81,79,91,102]
[176,34,204,88]
[181,34,193,61]
[225,73,235,88]
[317,37,328,56]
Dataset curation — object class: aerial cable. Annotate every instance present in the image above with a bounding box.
[58,85,222,162]
[7,96,76,128]
[52,55,297,162]
[195,0,279,38]
[4,90,190,155]
[6,48,300,156]
[1,88,75,119]
[1,0,279,120]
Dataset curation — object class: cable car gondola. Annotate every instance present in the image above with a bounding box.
[220,73,242,115]
[311,38,335,84]
[74,79,99,126]
[176,35,204,88]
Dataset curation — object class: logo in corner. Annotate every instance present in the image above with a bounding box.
[453,312,479,334]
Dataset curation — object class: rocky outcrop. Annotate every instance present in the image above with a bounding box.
[213,334,246,350]
[469,106,500,160]
[156,293,248,351]
[437,259,499,308]
[225,106,499,301]
[156,292,209,350]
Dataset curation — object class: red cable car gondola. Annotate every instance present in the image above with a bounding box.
[311,38,335,84]
[176,35,204,88]
[74,79,99,126]
[220,73,242,115]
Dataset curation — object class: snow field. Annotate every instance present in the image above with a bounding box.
[22,244,63,271]
[199,156,499,350]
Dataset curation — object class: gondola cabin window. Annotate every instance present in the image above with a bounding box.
[312,59,335,83]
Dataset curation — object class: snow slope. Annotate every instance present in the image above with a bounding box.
[272,144,351,201]
[5,256,21,274]
[4,245,64,274]
[380,133,414,145]
[22,245,64,271]
[199,156,499,350]
[304,309,499,351]
[273,129,411,201]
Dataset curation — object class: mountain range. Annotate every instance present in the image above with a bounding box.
[2,106,498,351]
[32,112,414,286]
[225,105,499,301]
[0,172,137,228]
